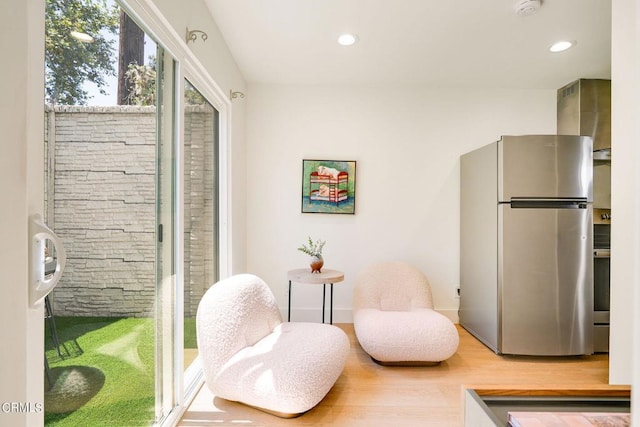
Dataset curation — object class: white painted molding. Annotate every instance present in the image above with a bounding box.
[282,308,460,324]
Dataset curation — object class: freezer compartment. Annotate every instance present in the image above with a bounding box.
[498,135,593,202]
[498,203,593,355]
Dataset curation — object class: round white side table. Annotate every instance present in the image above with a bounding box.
[287,268,344,324]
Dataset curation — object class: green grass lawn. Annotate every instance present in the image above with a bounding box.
[45,317,198,427]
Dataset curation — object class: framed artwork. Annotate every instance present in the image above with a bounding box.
[301,159,356,214]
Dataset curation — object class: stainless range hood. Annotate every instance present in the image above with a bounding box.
[557,79,611,152]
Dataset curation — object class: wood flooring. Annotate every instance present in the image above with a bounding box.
[177,324,627,427]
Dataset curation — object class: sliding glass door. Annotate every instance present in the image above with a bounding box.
[43,2,181,425]
[43,1,225,425]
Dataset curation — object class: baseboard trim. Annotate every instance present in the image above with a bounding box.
[281,308,460,324]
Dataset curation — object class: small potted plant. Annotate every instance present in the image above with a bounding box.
[298,236,326,273]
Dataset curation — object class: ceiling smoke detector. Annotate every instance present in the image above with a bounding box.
[514,0,541,16]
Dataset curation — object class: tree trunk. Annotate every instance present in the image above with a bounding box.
[117,11,144,105]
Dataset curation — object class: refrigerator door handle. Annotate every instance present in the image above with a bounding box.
[509,199,588,209]
[29,214,66,307]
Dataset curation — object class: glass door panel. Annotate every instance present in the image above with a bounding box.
[182,79,219,387]
[43,2,178,425]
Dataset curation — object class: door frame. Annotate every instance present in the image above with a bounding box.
[0,1,47,426]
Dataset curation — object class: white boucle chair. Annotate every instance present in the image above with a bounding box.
[196,273,350,417]
[353,261,459,365]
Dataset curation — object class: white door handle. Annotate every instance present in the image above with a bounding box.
[29,214,66,307]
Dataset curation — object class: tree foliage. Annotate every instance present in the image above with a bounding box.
[185,81,207,106]
[124,62,156,106]
[45,0,119,105]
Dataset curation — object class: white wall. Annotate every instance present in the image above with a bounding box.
[610,0,638,391]
[246,84,556,322]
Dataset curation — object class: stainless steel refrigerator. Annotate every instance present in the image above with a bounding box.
[459,135,593,356]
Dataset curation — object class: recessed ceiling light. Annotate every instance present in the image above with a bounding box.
[70,30,95,43]
[549,40,576,53]
[337,33,359,46]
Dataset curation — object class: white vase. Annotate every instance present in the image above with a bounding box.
[310,255,324,273]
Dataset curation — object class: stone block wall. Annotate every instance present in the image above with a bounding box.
[183,105,218,318]
[46,105,216,318]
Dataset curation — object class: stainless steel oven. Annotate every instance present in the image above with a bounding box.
[593,222,610,352]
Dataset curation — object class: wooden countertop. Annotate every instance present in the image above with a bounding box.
[466,385,631,398]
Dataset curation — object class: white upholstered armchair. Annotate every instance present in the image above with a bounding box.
[353,261,459,365]
[196,273,350,417]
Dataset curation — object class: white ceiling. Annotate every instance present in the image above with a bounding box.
[204,0,611,89]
